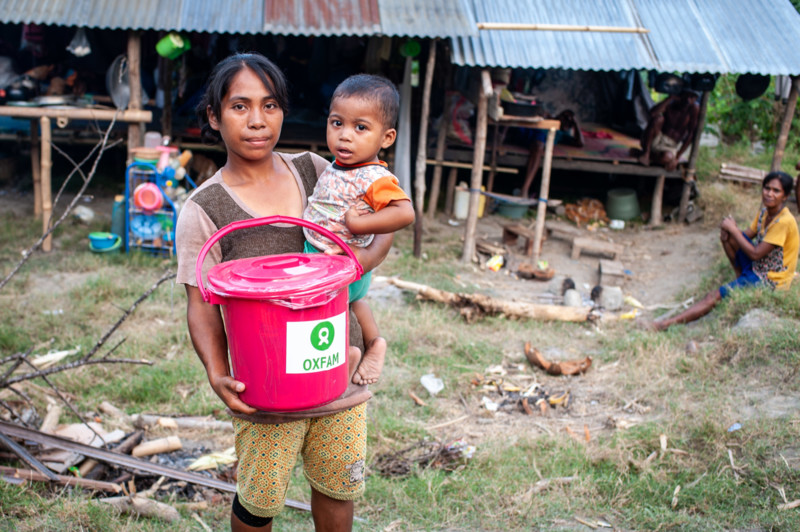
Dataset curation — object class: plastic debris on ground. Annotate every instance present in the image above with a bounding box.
[420,374,444,396]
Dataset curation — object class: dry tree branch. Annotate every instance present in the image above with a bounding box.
[17,356,108,447]
[3,357,153,388]
[80,270,176,363]
[50,138,123,218]
[0,113,119,292]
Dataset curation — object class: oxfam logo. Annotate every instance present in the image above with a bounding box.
[310,321,335,351]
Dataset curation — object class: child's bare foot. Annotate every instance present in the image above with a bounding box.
[347,345,362,383]
[352,337,386,385]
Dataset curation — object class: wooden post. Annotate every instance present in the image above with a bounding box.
[413,40,436,258]
[127,31,143,161]
[531,127,556,264]
[40,117,52,253]
[487,121,500,192]
[444,167,457,215]
[461,69,492,263]
[771,75,800,172]
[159,54,173,138]
[426,92,453,219]
[678,90,710,222]
[650,174,665,226]
[30,120,41,217]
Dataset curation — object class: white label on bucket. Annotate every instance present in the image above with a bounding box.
[285,311,346,374]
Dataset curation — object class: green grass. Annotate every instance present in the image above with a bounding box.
[2,144,800,529]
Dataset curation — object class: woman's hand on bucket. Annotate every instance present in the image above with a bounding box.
[210,374,258,414]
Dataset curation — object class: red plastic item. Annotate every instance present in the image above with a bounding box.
[196,216,363,411]
[133,182,163,213]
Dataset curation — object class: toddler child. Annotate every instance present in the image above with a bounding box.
[303,74,415,385]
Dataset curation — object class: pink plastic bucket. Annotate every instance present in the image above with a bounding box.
[133,182,163,212]
[196,216,362,411]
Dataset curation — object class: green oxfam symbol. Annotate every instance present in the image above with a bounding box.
[310,321,335,351]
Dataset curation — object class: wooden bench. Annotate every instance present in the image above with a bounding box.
[598,259,626,286]
[501,223,542,256]
[545,220,583,242]
[571,237,624,260]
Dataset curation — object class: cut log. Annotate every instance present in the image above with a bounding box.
[571,237,624,260]
[131,414,232,431]
[389,278,591,322]
[99,495,180,523]
[131,436,182,458]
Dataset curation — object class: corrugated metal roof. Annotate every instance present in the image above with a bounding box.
[453,0,800,75]
[378,0,477,38]
[0,0,477,37]
[452,0,655,71]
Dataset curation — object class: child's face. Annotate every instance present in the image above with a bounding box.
[207,67,284,163]
[327,96,396,165]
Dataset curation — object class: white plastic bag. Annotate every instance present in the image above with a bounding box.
[67,28,91,57]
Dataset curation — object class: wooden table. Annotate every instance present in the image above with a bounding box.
[0,105,152,251]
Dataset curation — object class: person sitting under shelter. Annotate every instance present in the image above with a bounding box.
[521,109,584,199]
[635,89,699,171]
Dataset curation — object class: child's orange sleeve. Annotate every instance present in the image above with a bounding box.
[364,176,410,212]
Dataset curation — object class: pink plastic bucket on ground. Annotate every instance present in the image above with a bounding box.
[196,216,362,411]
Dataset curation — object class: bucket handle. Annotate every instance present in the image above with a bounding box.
[195,215,364,303]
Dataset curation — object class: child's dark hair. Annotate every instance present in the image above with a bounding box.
[196,52,289,144]
[331,74,399,129]
[763,171,793,196]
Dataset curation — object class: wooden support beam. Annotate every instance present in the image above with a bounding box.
[461,69,492,263]
[650,173,666,227]
[531,127,556,264]
[30,120,41,217]
[127,30,143,161]
[771,75,800,172]
[414,40,436,258]
[40,117,52,252]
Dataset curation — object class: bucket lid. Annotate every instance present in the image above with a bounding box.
[207,253,359,301]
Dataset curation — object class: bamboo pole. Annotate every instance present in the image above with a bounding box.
[127,31,143,161]
[413,40,436,258]
[461,70,492,263]
[771,75,800,172]
[444,167,457,215]
[0,107,152,122]
[679,90,710,222]
[531,127,556,264]
[30,119,41,217]
[426,92,454,219]
[40,117,52,253]
[477,22,649,33]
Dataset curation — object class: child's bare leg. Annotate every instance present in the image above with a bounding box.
[351,300,385,385]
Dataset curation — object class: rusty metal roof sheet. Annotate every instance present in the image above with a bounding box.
[0,0,477,37]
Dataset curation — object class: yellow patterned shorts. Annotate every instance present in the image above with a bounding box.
[232,403,367,518]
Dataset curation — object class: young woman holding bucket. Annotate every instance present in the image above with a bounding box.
[175,53,393,531]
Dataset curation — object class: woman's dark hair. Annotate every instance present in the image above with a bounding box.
[196,53,289,144]
[763,171,793,196]
[331,74,399,129]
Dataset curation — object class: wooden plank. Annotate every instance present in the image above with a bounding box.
[551,158,683,178]
[425,159,518,174]
[571,237,624,260]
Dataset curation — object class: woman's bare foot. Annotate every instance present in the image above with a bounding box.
[352,337,386,385]
[637,152,651,166]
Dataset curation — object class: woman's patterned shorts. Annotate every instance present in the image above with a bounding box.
[233,403,367,518]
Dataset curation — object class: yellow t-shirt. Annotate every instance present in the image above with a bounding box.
[747,207,799,289]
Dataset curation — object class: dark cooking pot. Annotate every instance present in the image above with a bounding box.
[735,74,770,101]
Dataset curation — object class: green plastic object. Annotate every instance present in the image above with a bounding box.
[156,33,191,60]
[496,202,529,219]
[606,188,641,221]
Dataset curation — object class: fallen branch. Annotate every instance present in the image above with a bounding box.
[130,414,232,432]
[0,116,120,292]
[0,466,121,493]
[778,499,800,510]
[389,278,591,322]
[3,358,153,388]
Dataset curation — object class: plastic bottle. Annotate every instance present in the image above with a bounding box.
[111,194,125,239]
